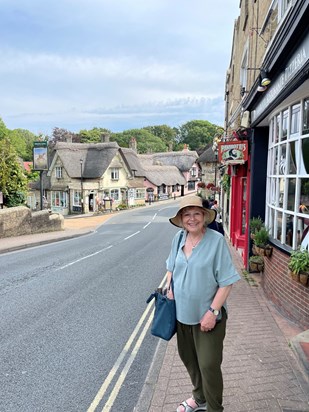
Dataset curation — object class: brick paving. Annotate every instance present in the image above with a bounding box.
[137,241,309,412]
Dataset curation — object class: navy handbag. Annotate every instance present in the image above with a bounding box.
[146,287,176,341]
[146,232,183,341]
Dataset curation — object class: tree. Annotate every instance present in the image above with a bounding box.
[112,129,167,153]
[79,127,111,143]
[50,127,80,145]
[0,137,28,207]
[8,128,38,161]
[143,125,177,150]
[178,120,224,151]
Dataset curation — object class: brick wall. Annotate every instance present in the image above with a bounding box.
[263,247,309,330]
[0,206,64,238]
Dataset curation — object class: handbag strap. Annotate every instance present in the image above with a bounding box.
[170,230,183,291]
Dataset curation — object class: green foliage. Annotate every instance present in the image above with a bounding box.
[249,255,264,264]
[253,226,269,247]
[79,127,111,143]
[0,137,28,207]
[112,129,167,153]
[249,216,264,234]
[143,125,177,150]
[222,174,230,195]
[288,249,309,275]
[177,120,224,151]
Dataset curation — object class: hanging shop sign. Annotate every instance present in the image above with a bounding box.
[218,141,248,165]
[33,141,48,171]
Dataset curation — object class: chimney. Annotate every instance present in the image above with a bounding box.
[101,133,110,143]
[66,134,72,143]
[129,137,137,152]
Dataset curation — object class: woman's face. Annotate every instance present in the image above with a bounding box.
[181,206,205,233]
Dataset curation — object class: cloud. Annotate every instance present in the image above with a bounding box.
[0,0,239,134]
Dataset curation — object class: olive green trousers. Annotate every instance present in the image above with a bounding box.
[176,312,227,412]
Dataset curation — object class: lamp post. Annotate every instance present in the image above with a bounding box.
[80,158,84,214]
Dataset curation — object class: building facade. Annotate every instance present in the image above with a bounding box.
[225,0,309,328]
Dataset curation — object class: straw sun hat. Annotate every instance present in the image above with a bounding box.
[169,195,216,228]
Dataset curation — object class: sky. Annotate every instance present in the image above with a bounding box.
[0,0,240,136]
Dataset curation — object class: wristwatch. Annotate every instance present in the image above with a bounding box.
[209,307,220,316]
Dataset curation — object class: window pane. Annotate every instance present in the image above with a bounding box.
[303,98,309,135]
[301,137,309,174]
[276,211,283,242]
[291,104,300,135]
[278,177,285,207]
[282,110,288,141]
[278,144,286,175]
[287,178,296,211]
[273,146,279,174]
[288,141,297,174]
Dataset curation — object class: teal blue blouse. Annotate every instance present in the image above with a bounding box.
[166,229,241,325]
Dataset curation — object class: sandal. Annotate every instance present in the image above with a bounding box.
[176,396,207,412]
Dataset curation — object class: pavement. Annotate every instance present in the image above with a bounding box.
[1,209,309,412]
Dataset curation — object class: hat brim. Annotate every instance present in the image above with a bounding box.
[169,206,216,228]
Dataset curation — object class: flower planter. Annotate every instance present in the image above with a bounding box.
[299,272,308,286]
[264,245,273,258]
[249,262,264,272]
[289,270,300,282]
[255,246,265,256]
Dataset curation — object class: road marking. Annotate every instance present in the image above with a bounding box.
[124,231,140,240]
[87,276,166,412]
[57,245,113,270]
[87,301,154,412]
[102,310,154,411]
[143,222,151,229]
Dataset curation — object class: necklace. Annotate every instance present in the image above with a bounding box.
[188,233,203,249]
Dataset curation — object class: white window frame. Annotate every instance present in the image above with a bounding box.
[111,168,119,180]
[55,166,62,179]
[266,96,309,250]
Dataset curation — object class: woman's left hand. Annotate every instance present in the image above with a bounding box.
[200,311,217,332]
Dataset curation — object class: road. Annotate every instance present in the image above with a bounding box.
[0,202,179,412]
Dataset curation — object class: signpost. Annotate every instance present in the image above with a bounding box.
[32,141,48,210]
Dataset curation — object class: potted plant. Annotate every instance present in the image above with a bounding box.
[253,226,269,256]
[249,216,264,239]
[288,249,309,284]
[249,255,264,272]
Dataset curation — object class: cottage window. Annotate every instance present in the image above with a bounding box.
[266,96,309,250]
[111,168,119,180]
[73,191,82,206]
[135,189,145,199]
[52,191,67,208]
[110,189,119,201]
[187,181,196,191]
[55,166,62,179]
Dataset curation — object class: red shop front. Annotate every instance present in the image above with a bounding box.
[218,140,250,267]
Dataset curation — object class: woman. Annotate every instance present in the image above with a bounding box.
[165,195,240,412]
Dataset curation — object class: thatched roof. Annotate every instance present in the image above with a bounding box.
[197,146,217,163]
[121,148,145,176]
[141,165,186,186]
[139,150,198,172]
[52,142,123,178]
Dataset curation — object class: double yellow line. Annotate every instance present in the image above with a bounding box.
[87,277,165,412]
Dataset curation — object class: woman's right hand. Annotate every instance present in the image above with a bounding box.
[166,288,174,299]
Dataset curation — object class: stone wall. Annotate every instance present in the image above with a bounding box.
[0,206,64,238]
